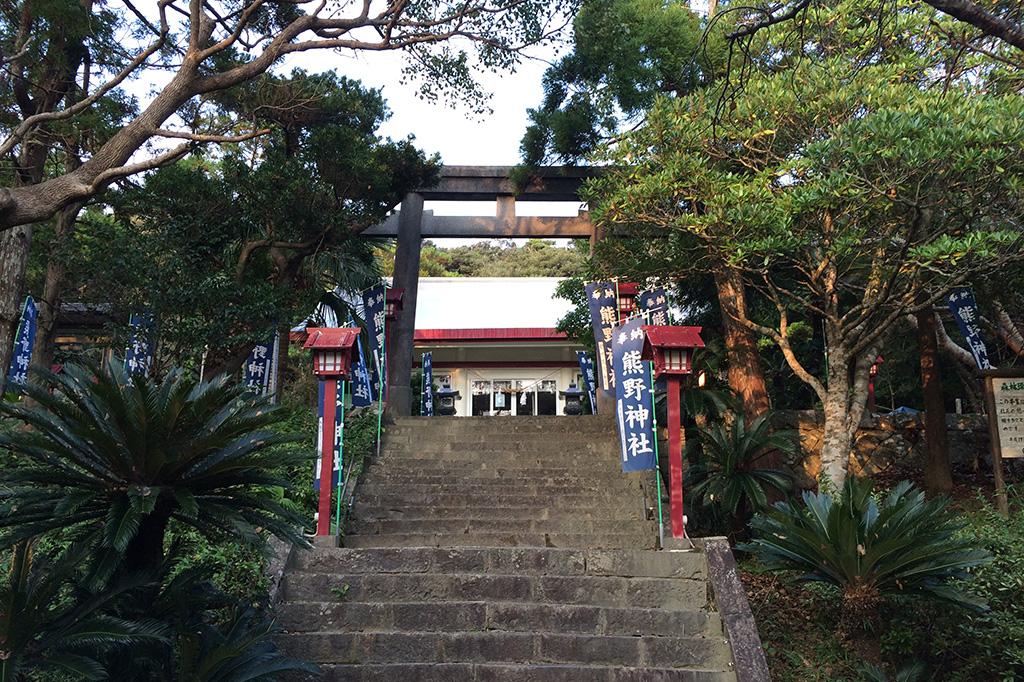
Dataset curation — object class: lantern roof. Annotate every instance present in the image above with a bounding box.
[386,288,405,305]
[617,282,639,296]
[302,327,360,351]
[641,325,705,350]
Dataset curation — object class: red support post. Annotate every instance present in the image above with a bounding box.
[666,376,686,539]
[317,377,338,537]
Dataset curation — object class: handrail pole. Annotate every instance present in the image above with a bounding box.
[649,361,665,548]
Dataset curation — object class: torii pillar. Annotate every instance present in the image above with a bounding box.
[386,192,424,416]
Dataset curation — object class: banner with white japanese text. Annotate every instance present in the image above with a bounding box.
[124,313,155,377]
[585,281,617,394]
[5,296,37,391]
[947,288,992,370]
[638,288,670,326]
[362,285,387,401]
[613,318,657,472]
[576,350,597,414]
[421,352,434,416]
[243,335,275,394]
[313,378,345,491]
[350,319,373,408]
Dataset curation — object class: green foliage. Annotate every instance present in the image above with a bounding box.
[0,361,311,579]
[174,606,317,681]
[67,69,439,372]
[378,239,588,278]
[744,478,991,613]
[520,0,717,165]
[877,492,1024,681]
[686,414,796,518]
[0,542,166,681]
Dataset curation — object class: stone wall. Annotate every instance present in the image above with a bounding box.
[774,411,990,488]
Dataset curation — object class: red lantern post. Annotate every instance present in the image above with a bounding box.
[641,326,705,540]
[303,327,359,538]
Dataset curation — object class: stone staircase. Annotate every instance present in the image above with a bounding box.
[277,416,737,681]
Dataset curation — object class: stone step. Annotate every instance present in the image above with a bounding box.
[390,416,617,430]
[353,493,648,511]
[377,450,620,462]
[352,477,638,493]
[276,600,720,637]
[290,663,736,682]
[351,506,636,521]
[363,464,628,477]
[347,519,657,536]
[278,630,731,668]
[291,548,706,580]
[281,573,706,610]
[341,533,658,550]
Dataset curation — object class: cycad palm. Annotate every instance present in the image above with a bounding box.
[687,414,795,521]
[0,361,310,577]
[0,542,165,681]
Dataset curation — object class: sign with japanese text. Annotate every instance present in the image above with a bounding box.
[585,281,617,394]
[638,288,670,326]
[947,288,992,370]
[421,352,434,416]
[125,312,155,377]
[313,378,345,490]
[988,375,1024,460]
[6,296,37,391]
[362,284,387,401]
[350,321,373,408]
[243,335,275,394]
[613,317,657,472]
[576,350,597,414]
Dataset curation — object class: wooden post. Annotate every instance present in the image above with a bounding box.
[317,377,338,536]
[666,376,686,538]
[387,193,424,417]
[982,371,1012,517]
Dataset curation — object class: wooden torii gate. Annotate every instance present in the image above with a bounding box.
[361,165,601,416]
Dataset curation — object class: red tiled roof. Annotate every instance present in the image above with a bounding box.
[302,327,360,350]
[415,328,569,343]
[641,325,705,348]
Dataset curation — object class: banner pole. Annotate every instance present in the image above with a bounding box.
[376,299,386,458]
[649,361,664,548]
[335,379,346,533]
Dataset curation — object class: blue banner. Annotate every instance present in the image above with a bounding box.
[576,350,597,414]
[362,285,387,401]
[638,288,670,326]
[421,351,434,416]
[947,287,992,370]
[6,296,37,391]
[585,281,617,394]
[125,313,155,377]
[243,335,275,394]
[313,378,345,491]
[613,318,657,472]
[350,322,373,408]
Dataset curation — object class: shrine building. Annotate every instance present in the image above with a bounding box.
[410,277,585,417]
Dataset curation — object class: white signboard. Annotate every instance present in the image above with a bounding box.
[989,376,1024,459]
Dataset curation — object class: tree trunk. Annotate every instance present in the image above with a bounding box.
[820,388,853,491]
[916,306,954,493]
[714,267,771,420]
[0,224,33,394]
[32,203,83,374]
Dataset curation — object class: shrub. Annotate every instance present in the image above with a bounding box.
[743,478,991,622]
[686,413,796,521]
[0,361,311,580]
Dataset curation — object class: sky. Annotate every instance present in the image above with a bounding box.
[287,48,555,167]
